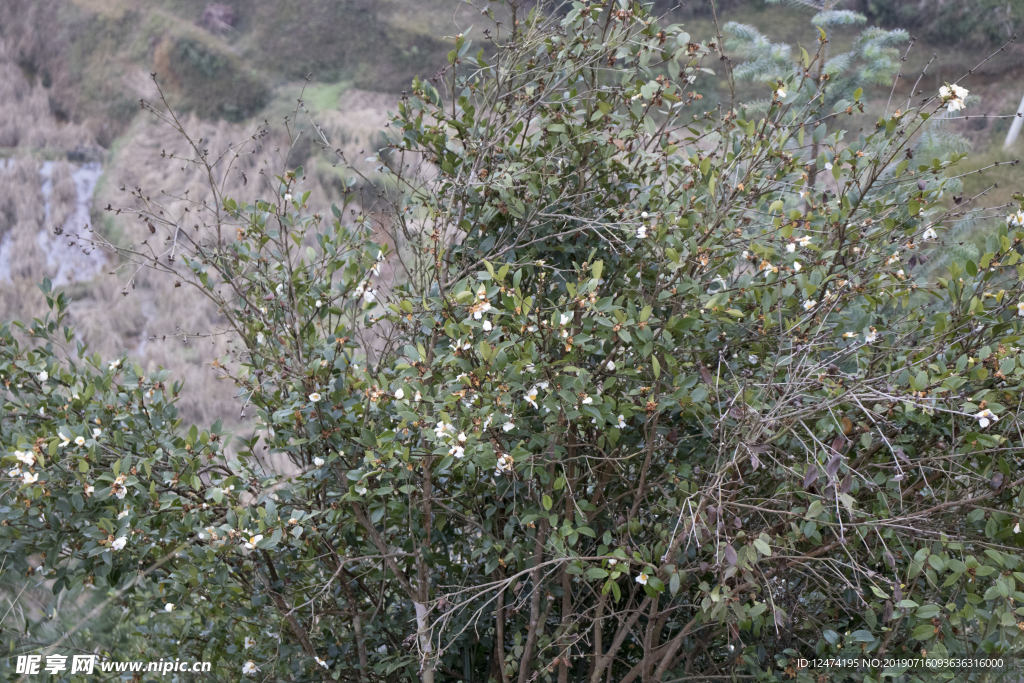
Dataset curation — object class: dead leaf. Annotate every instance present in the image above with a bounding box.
[825,452,842,480]
[803,464,819,489]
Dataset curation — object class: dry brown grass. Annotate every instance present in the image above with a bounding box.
[0,43,94,151]
[0,158,47,287]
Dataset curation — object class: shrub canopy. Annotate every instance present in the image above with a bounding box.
[3,2,1024,682]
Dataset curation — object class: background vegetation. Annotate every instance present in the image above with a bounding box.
[2,1,1024,682]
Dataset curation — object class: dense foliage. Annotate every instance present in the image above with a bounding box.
[856,0,1024,48]
[3,1,1024,682]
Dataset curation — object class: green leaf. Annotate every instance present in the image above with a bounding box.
[542,495,553,511]
[911,623,936,641]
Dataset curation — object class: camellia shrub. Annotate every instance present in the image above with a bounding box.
[3,1,1024,681]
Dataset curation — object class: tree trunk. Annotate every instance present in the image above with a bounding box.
[415,601,435,683]
[1004,90,1024,149]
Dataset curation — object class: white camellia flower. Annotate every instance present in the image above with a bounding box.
[313,457,325,467]
[109,359,121,370]
[93,428,102,438]
[37,371,48,382]
[786,243,795,253]
[242,661,259,675]
[503,421,515,432]
[636,225,648,239]
[525,387,539,409]
[433,421,453,439]
[315,657,329,669]
[798,235,812,247]
[605,360,616,372]
[165,603,174,612]
[1017,301,1024,317]
[495,453,514,475]
[618,415,627,429]
[8,467,22,478]
[414,390,422,401]
[864,328,879,343]
[1014,522,1021,534]
[975,409,997,429]
[560,313,571,326]
[457,432,467,443]
[394,388,404,400]
[775,85,786,99]
[111,537,127,551]
[939,84,968,112]
[355,484,368,495]
[449,446,465,459]
[793,261,802,272]
[308,393,321,403]
[16,451,34,465]
[482,319,492,332]
[117,509,130,519]
[243,534,264,550]
[635,572,649,585]
[748,355,759,365]
[84,485,94,495]
[803,300,816,311]
[581,396,593,405]
[923,227,937,240]
[245,636,256,649]
[23,472,39,484]
[315,299,322,308]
